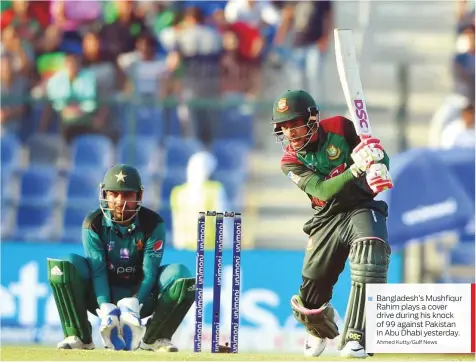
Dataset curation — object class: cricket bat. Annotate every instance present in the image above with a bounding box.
[334,28,372,140]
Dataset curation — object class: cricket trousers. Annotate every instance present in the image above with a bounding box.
[299,207,390,309]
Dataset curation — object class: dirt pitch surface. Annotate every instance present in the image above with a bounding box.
[1,346,475,361]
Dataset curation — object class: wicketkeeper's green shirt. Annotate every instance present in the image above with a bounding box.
[81,207,166,306]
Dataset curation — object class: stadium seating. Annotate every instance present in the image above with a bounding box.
[1,204,15,239]
[19,167,59,206]
[66,169,101,208]
[211,139,248,175]
[159,169,187,206]
[116,135,160,176]
[155,168,187,243]
[164,136,203,170]
[12,204,56,241]
[3,107,248,245]
[212,170,243,210]
[161,107,182,137]
[26,134,65,166]
[1,169,12,202]
[138,170,159,210]
[217,104,254,146]
[22,105,60,141]
[122,105,163,139]
[70,135,114,171]
[61,205,90,244]
[1,135,22,208]
[1,133,21,172]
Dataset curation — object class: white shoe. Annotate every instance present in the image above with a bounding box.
[57,336,95,350]
[139,338,178,352]
[304,333,327,357]
[340,341,368,358]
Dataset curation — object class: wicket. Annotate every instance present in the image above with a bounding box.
[194,211,242,353]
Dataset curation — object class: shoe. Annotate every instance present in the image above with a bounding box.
[304,332,326,357]
[57,336,95,350]
[139,338,179,352]
[340,340,368,358]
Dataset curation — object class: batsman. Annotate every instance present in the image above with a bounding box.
[271,90,393,358]
[47,164,195,352]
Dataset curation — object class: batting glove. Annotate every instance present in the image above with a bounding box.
[366,163,394,194]
[350,137,384,177]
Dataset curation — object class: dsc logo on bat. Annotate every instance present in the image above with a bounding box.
[354,99,370,132]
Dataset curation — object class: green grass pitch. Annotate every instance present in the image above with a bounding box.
[1,346,474,361]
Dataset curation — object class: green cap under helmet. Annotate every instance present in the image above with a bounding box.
[101,164,143,192]
[272,89,317,124]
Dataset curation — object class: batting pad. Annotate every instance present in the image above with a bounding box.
[143,277,195,344]
[290,295,339,339]
[47,258,92,343]
[338,239,390,350]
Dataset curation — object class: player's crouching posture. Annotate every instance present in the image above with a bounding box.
[271,90,394,358]
[47,164,195,352]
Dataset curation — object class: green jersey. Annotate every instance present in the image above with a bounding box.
[82,207,166,306]
[281,116,389,218]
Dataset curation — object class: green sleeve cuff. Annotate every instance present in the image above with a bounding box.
[97,297,110,306]
[304,168,355,201]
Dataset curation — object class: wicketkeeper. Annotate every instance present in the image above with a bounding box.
[271,90,393,358]
[48,164,195,352]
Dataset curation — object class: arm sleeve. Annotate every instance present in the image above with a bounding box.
[304,169,355,201]
[82,228,111,306]
[282,162,355,202]
[137,222,167,304]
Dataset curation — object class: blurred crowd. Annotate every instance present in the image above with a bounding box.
[0,0,333,146]
[0,0,334,245]
[430,0,475,149]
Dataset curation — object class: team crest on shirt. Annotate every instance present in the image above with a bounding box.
[277,98,289,113]
[326,145,341,160]
[136,239,144,251]
[108,241,115,251]
[120,248,130,259]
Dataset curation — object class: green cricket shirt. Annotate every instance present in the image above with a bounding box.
[281,116,390,218]
[81,207,166,306]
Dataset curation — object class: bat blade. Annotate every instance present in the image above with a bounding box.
[334,28,372,139]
